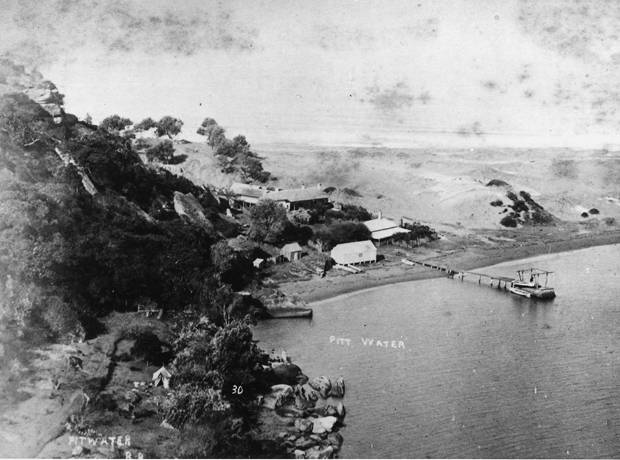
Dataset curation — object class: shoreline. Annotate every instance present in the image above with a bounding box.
[289,231,620,306]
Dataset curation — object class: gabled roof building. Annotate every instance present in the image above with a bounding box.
[363,217,410,244]
[331,240,377,265]
[229,183,329,210]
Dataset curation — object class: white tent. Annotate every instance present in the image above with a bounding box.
[152,366,172,389]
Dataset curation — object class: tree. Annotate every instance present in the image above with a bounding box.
[215,139,238,158]
[99,114,133,133]
[249,200,288,243]
[238,151,270,182]
[155,115,183,138]
[210,241,252,288]
[288,208,311,226]
[145,140,175,164]
[131,331,165,363]
[196,117,218,136]
[205,125,226,148]
[313,221,372,250]
[135,117,156,132]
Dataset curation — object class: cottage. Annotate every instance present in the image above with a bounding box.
[260,185,329,211]
[229,183,267,208]
[363,217,410,245]
[280,242,302,261]
[255,245,285,265]
[331,240,377,265]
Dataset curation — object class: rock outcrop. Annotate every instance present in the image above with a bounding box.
[259,353,346,459]
[173,191,216,234]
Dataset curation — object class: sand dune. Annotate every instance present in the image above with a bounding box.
[168,142,619,235]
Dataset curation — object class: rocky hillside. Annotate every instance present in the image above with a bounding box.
[0,60,333,458]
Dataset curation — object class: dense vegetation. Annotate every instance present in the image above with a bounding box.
[197,117,271,183]
[0,91,274,456]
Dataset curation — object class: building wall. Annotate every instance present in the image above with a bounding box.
[331,249,377,265]
[283,250,301,261]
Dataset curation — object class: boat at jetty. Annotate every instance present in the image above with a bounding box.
[510,269,556,299]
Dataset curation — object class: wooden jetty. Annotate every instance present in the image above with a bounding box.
[402,258,515,290]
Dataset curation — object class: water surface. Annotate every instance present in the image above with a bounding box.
[253,245,620,458]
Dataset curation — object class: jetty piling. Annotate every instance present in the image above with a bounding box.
[402,258,513,291]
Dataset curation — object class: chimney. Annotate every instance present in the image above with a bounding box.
[378,210,382,219]
[317,183,322,190]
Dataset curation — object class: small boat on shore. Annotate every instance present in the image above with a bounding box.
[510,269,556,299]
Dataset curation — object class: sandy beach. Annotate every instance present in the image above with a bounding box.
[277,228,620,305]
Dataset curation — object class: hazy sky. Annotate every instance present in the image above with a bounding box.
[3,0,620,148]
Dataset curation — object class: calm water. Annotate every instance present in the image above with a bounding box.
[253,244,620,458]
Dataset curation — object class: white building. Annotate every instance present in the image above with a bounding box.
[331,240,377,265]
[363,216,410,245]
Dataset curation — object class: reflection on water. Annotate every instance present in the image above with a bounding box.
[253,245,620,458]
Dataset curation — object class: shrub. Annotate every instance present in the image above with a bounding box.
[500,215,518,227]
[490,199,503,207]
[313,221,371,250]
[486,179,509,187]
[512,200,529,213]
[581,212,589,218]
[589,208,600,215]
[145,140,175,164]
[131,331,164,362]
[531,211,554,225]
[213,217,240,238]
[326,204,371,222]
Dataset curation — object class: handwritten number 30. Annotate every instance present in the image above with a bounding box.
[232,385,243,394]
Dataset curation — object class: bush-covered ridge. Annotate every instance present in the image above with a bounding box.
[0,88,287,456]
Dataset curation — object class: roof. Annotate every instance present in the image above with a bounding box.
[230,182,267,199]
[281,242,302,253]
[261,188,327,203]
[371,227,410,240]
[331,240,376,254]
[363,218,400,232]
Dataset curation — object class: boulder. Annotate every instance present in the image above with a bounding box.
[295,438,317,450]
[305,445,334,459]
[311,416,338,434]
[173,192,215,234]
[327,432,343,449]
[326,405,338,417]
[294,395,315,410]
[278,403,307,418]
[330,377,345,397]
[298,384,320,402]
[308,377,331,399]
[96,446,116,458]
[335,402,346,420]
[72,445,90,457]
[272,364,309,386]
[313,406,328,417]
[263,384,294,410]
[295,418,313,433]
[294,449,306,459]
